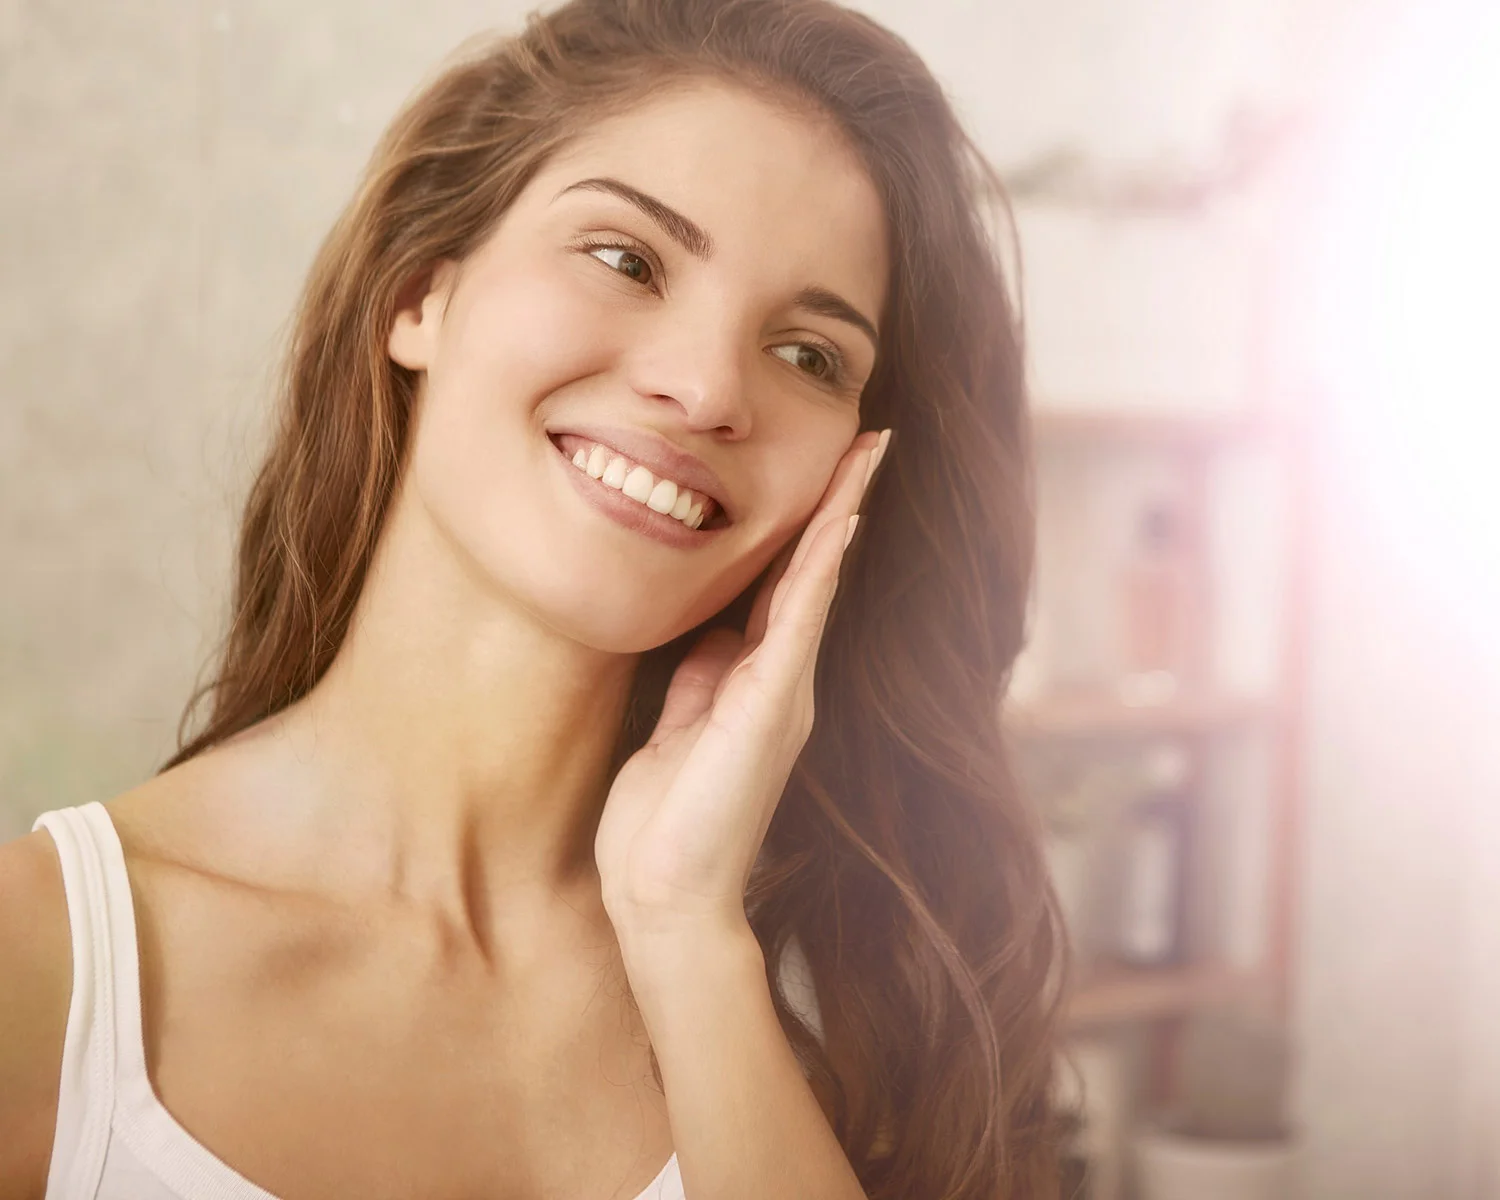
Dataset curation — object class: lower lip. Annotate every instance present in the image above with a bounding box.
[547,435,726,550]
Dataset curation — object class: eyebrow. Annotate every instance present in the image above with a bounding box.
[557,177,715,260]
[554,175,880,350]
[789,285,879,351]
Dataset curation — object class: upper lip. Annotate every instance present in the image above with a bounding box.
[550,423,732,517]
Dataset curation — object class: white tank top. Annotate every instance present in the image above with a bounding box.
[32,801,825,1200]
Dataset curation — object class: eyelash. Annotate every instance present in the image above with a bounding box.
[573,233,851,389]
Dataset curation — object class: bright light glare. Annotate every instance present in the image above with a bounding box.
[1309,4,1500,642]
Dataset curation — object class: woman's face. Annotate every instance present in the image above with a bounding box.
[388,79,889,652]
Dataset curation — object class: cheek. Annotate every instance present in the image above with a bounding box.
[769,423,858,527]
[450,255,620,398]
[727,428,857,583]
[402,261,617,584]
[411,256,621,497]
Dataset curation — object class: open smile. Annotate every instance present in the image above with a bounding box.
[547,433,730,549]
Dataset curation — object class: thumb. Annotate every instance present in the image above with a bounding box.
[650,626,745,743]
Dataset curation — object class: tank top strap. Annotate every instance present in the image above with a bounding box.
[33,801,148,1196]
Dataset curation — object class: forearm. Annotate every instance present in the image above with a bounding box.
[617,918,866,1200]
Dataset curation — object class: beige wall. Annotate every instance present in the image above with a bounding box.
[1,0,538,837]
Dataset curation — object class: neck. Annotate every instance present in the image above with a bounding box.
[271,482,641,939]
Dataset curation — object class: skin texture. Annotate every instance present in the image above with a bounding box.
[0,78,888,1200]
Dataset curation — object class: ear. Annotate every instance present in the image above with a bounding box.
[387,261,458,371]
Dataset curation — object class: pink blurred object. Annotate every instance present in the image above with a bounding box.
[1117,496,1198,702]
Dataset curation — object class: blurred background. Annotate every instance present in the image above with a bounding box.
[2,0,1497,1196]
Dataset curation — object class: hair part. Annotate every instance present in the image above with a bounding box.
[168,2,1070,1195]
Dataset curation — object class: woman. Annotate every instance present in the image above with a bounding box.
[0,0,1067,1196]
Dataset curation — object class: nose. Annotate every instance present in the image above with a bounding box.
[626,311,753,438]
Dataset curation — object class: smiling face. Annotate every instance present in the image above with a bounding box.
[387,78,890,652]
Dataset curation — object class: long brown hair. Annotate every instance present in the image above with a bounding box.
[168,1,1069,1194]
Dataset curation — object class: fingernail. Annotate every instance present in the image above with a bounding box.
[864,428,892,489]
[843,514,859,549]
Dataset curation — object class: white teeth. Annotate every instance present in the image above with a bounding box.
[622,465,655,503]
[647,479,678,513]
[601,455,629,489]
[562,439,718,530]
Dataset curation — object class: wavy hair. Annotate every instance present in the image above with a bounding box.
[167,1,1070,1194]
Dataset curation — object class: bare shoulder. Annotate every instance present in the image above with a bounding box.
[103,719,311,875]
[0,825,74,1199]
[0,736,292,1200]
[0,758,219,1197]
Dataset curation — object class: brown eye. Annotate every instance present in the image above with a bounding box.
[590,245,654,287]
[795,346,830,377]
[771,342,838,381]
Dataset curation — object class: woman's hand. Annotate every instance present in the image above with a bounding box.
[594,427,890,944]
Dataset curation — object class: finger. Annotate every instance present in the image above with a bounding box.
[786,433,882,580]
[651,626,745,742]
[779,425,886,616]
[813,513,857,643]
[744,539,797,649]
[756,509,854,697]
[737,427,887,694]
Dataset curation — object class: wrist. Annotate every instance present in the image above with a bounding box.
[612,907,764,996]
[604,892,752,946]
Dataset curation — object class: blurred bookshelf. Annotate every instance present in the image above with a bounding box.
[1066,963,1256,1030]
[1030,408,1279,448]
[1006,688,1272,739]
[1005,401,1308,1135]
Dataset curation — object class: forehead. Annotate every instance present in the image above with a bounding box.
[529,79,889,317]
